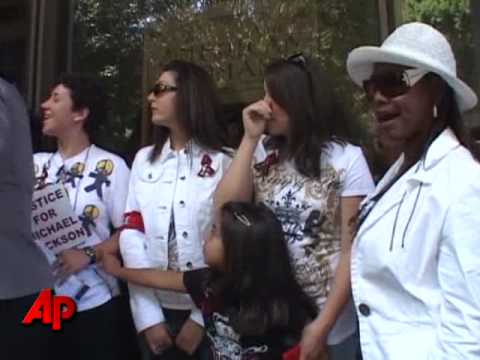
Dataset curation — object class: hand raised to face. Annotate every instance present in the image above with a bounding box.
[242,100,272,141]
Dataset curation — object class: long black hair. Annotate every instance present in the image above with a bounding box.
[435,76,479,161]
[210,202,317,337]
[264,56,354,178]
[149,60,229,162]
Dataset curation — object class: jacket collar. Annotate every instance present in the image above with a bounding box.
[356,128,460,237]
[407,128,460,184]
[373,128,460,188]
[157,139,203,164]
[421,128,459,169]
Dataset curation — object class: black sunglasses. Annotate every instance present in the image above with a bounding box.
[149,82,178,96]
[363,68,428,101]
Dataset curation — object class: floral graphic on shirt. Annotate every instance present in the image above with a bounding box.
[79,204,99,237]
[303,210,326,238]
[205,312,269,360]
[254,156,342,309]
[264,188,311,244]
[293,246,333,306]
[84,159,113,199]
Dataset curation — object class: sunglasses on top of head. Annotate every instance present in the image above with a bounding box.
[287,52,307,68]
[149,83,178,96]
[363,68,429,101]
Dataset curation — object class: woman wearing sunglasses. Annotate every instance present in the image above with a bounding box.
[119,60,231,359]
[347,22,480,359]
[215,55,375,360]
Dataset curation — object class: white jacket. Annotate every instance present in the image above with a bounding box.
[120,140,232,332]
[351,128,480,359]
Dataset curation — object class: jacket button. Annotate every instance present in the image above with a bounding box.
[180,176,186,180]
[186,262,193,269]
[182,231,188,238]
[179,200,185,207]
[358,303,371,317]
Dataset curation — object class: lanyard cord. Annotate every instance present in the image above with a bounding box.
[355,126,446,242]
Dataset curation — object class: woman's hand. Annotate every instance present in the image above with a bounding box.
[299,320,328,360]
[100,253,123,276]
[54,249,90,279]
[242,100,272,141]
[176,318,205,355]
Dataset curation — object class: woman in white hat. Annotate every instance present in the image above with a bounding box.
[347,22,480,359]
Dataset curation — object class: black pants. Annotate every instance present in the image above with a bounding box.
[50,295,141,360]
[1,292,53,360]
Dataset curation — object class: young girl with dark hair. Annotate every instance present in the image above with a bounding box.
[215,55,375,360]
[103,202,317,359]
[120,60,232,359]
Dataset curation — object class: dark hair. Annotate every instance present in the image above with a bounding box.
[435,77,479,161]
[264,57,354,178]
[56,73,107,143]
[149,60,229,162]
[210,202,317,337]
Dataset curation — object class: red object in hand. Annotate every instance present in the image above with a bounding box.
[283,344,300,360]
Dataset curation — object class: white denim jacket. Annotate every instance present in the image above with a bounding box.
[120,140,232,332]
[352,128,480,359]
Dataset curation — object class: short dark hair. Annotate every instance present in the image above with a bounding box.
[210,202,317,337]
[265,57,354,178]
[150,60,229,162]
[56,73,107,142]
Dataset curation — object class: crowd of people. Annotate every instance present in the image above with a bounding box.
[1,22,479,360]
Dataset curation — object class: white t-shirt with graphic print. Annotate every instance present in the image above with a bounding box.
[254,140,375,345]
[34,145,130,311]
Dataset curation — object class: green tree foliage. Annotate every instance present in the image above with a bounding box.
[403,0,473,80]
[145,0,379,145]
[403,0,479,129]
[73,0,179,157]
[73,0,386,154]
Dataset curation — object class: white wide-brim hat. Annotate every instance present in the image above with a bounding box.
[347,22,478,113]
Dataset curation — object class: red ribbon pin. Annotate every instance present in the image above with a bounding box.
[198,154,215,177]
